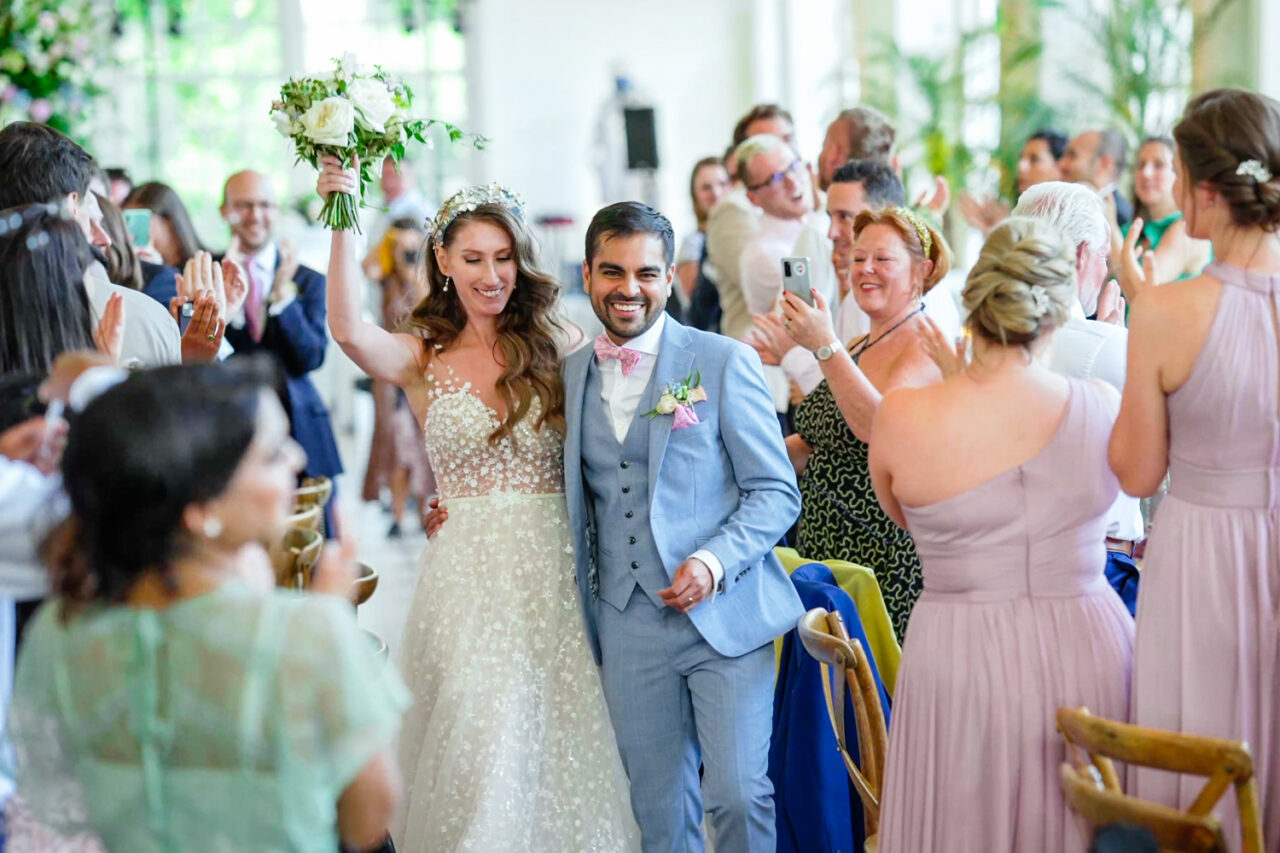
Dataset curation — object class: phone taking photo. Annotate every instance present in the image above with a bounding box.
[178,301,195,334]
[781,256,813,306]
[122,208,152,247]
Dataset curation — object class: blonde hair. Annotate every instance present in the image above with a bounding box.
[851,207,951,293]
[964,216,1076,346]
[734,133,788,185]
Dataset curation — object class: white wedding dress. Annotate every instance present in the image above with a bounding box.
[393,363,639,851]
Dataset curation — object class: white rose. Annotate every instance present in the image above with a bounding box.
[270,109,296,138]
[299,97,355,147]
[655,394,678,415]
[347,78,396,133]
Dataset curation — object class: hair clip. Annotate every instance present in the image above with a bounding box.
[1236,159,1273,184]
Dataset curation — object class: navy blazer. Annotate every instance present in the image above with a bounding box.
[770,562,891,853]
[140,261,180,307]
[1111,187,1135,230]
[222,258,342,479]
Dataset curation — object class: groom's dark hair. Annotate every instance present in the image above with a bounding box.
[0,122,96,210]
[585,202,675,269]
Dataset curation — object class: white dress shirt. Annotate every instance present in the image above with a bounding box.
[1049,300,1143,541]
[595,313,726,595]
[85,264,181,368]
[228,242,296,327]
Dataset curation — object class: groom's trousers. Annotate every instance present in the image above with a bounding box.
[598,586,777,853]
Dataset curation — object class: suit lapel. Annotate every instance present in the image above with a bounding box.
[646,319,695,503]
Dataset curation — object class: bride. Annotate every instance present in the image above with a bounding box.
[318,158,639,850]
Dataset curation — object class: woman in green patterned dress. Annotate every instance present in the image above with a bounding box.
[780,207,952,638]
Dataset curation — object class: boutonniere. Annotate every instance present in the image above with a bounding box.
[644,369,707,430]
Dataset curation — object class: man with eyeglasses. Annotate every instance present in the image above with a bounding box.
[734,134,835,427]
[220,170,343,534]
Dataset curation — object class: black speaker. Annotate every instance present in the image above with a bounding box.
[623,106,659,170]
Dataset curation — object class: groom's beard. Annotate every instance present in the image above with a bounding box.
[595,294,665,341]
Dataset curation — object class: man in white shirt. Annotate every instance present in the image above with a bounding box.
[1013,181,1142,609]
[705,104,795,341]
[370,156,434,247]
[0,122,182,368]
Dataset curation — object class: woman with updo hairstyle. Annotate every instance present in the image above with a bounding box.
[317,159,638,849]
[780,205,950,638]
[7,361,408,852]
[868,217,1134,852]
[1112,88,1280,843]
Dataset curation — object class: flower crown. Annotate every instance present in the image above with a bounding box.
[890,206,933,259]
[424,183,526,246]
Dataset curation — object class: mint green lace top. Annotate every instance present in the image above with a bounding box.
[8,583,409,852]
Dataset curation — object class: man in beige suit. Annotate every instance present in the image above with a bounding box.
[705,104,794,340]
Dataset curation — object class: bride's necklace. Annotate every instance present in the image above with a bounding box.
[850,302,924,361]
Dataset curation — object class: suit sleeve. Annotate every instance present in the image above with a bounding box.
[261,269,329,377]
[701,344,801,595]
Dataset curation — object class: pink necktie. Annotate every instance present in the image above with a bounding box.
[593,334,641,377]
[244,262,264,342]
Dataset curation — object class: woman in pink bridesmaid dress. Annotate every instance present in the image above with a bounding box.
[1111,88,1280,850]
[869,217,1135,852]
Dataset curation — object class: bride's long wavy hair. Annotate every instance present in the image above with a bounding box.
[408,203,567,444]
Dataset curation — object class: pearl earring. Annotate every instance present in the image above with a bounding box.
[442,276,451,293]
[203,517,223,539]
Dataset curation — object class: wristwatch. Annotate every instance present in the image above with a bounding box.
[814,340,843,361]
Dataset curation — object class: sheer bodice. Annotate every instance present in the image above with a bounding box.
[423,361,565,498]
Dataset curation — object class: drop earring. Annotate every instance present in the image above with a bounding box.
[203,517,223,539]
[442,276,451,293]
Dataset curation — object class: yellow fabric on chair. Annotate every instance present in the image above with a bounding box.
[775,547,901,696]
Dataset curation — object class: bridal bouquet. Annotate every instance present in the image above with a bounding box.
[271,53,473,232]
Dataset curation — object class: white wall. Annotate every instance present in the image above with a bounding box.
[463,0,757,268]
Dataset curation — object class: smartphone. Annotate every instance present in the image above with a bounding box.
[123,208,151,247]
[178,301,195,334]
[781,256,813,306]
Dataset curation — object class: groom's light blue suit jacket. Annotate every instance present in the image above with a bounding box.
[563,317,804,663]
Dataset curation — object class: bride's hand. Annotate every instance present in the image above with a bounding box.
[317,155,359,201]
[423,496,448,539]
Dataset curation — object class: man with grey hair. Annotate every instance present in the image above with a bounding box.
[1059,129,1133,228]
[1012,180,1141,612]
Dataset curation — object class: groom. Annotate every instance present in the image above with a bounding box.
[567,201,803,851]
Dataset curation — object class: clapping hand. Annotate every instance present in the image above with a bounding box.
[916,175,951,214]
[173,252,228,362]
[220,257,250,317]
[920,316,966,378]
[1096,279,1126,326]
[658,557,713,613]
[271,240,299,307]
[749,313,798,366]
[93,292,126,363]
[957,191,1009,236]
[779,288,837,353]
[1116,217,1155,306]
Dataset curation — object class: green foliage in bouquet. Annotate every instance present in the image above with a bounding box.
[0,0,112,135]
[272,52,483,233]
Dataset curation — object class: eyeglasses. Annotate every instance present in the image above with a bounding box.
[747,158,804,192]
[227,201,278,213]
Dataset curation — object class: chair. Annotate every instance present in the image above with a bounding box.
[284,503,322,533]
[352,562,379,607]
[268,528,323,589]
[797,607,889,848]
[1060,763,1226,851]
[293,476,333,511]
[776,547,901,694]
[1057,707,1264,853]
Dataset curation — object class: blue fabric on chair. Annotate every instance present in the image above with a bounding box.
[1104,550,1139,616]
[770,562,891,853]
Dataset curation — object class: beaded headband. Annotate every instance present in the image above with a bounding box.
[424,183,526,247]
[890,206,933,259]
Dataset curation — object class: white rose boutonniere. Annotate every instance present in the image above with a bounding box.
[644,370,707,430]
[299,97,355,146]
[347,78,397,134]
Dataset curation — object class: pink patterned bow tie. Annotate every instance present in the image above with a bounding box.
[594,334,642,377]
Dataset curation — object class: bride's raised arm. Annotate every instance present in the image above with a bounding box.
[318,155,424,387]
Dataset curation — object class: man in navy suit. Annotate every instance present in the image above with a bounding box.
[219,170,342,530]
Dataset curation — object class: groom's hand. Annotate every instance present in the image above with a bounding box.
[659,558,713,614]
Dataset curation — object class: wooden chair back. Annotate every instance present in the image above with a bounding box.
[1060,763,1227,851]
[285,503,322,533]
[1057,707,1263,853]
[796,607,889,838]
[293,476,334,510]
[268,528,323,589]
